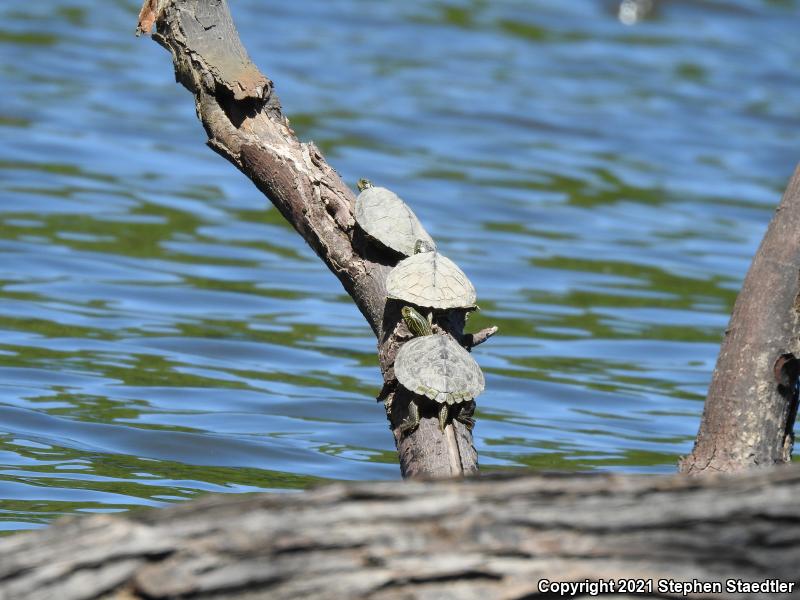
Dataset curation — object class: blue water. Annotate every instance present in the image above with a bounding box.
[0,0,798,532]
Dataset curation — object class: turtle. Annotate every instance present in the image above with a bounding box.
[355,179,435,257]
[386,247,477,311]
[395,305,484,433]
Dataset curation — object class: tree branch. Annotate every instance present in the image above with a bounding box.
[137,0,493,478]
[680,165,800,474]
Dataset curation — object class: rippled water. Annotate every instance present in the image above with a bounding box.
[1,0,798,532]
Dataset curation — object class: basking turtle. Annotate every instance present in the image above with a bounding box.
[355,179,435,257]
[395,306,484,432]
[386,248,477,311]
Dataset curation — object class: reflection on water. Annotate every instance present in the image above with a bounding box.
[0,0,798,531]
[618,0,657,25]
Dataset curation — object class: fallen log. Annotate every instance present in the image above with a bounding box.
[1,465,798,599]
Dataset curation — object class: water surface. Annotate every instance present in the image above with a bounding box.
[1,0,798,532]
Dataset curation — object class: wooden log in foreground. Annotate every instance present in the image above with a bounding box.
[135,0,496,480]
[1,466,799,599]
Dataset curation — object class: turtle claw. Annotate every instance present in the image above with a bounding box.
[399,399,420,435]
[438,404,449,432]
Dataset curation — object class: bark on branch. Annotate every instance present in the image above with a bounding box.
[680,165,800,474]
[2,466,799,599]
[136,0,489,478]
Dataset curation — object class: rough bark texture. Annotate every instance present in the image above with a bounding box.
[136,0,498,478]
[1,466,799,599]
[680,165,800,474]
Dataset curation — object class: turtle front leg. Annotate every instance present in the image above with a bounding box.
[399,399,420,434]
[437,404,449,432]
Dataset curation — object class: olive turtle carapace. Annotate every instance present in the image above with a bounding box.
[395,306,484,432]
[354,179,435,257]
[386,251,477,311]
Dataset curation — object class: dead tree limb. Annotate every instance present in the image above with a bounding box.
[680,165,800,474]
[2,466,799,599]
[135,0,491,478]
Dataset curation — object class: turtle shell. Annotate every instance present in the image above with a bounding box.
[395,334,484,405]
[386,252,476,310]
[355,186,435,257]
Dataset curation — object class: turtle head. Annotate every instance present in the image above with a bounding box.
[357,178,373,192]
[401,306,433,337]
[413,238,435,254]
